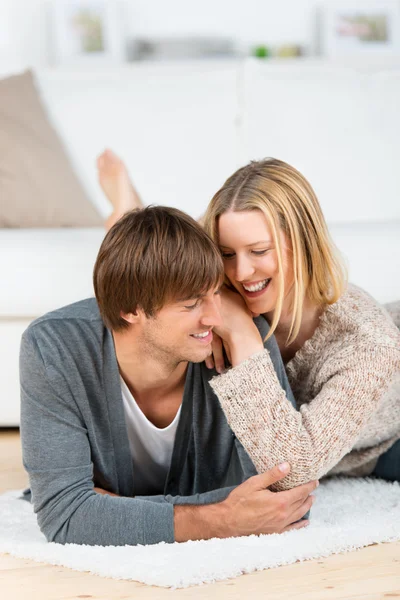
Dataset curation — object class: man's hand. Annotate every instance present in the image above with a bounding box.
[205,287,264,373]
[174,463,317,542]
[220,463,316,536]
[93,487,120,497]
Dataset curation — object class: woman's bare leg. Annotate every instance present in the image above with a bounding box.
[97,149,144,231]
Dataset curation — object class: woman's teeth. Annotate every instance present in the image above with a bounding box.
[242,279,271,292]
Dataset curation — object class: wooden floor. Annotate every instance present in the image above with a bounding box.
[0,430,399,600]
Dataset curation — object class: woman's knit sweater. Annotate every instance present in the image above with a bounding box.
[210,284,400,491]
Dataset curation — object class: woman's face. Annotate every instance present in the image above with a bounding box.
[217,209,294,317]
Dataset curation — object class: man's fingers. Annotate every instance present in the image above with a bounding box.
[289,484,318,512]
[282,519,309,533]
[247,463,291,491]
[93,486,119,497]
[288,494,315,525]
[282,480,318,506]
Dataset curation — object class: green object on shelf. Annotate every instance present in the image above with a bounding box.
[253,45,270,59]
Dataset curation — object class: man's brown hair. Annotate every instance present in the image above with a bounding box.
[93,206,224,331]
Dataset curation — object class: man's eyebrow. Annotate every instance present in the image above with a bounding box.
[176,293,205,303]
[219,240,272,249]
[176,286,222,303]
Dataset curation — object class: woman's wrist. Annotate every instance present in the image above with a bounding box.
[229,335,264,367]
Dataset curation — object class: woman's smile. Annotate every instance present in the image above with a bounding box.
[241,278,272,298]
[217,210,293,316]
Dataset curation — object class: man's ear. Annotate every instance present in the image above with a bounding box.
[120,309,143,325]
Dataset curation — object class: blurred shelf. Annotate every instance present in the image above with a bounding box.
[2,55,400,81]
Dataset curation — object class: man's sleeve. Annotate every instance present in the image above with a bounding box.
[137,487,235,505]
[20,329,235,546]
[20,329,176,547]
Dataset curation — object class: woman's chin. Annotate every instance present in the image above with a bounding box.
[235,285,275,316]
[246,297,275,317]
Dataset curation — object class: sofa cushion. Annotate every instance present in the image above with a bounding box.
[0,228,105,316]
[0,70,102,227]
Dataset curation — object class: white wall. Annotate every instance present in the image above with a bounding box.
[0,0,336,74]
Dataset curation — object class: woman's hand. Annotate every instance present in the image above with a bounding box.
[205,331,228,373]
[205,287,264,372]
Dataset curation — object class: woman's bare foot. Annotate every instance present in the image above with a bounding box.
[97,149,143,229]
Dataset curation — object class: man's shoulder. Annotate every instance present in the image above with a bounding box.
[23,298,105,346]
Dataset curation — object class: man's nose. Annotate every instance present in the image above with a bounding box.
[201,298,222,328]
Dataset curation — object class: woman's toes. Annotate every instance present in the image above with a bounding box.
[104,148,121,165]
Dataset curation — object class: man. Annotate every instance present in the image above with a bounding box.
[20,206,316,547]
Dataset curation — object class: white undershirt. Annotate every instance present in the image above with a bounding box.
[120,376,181,496]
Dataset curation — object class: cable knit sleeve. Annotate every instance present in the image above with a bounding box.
[209,344,400,491]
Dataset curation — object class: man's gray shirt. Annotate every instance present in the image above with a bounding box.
[20,298,296,546]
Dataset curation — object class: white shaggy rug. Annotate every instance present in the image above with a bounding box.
[0,478,399,589]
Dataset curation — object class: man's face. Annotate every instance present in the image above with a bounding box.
[137,287,222,366]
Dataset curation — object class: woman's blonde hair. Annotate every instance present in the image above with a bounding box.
[203,158,347,344]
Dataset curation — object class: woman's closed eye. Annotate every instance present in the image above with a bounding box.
[220,249,271,259]
[251,249,270,256]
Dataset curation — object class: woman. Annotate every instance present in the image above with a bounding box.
[97,149,400,490]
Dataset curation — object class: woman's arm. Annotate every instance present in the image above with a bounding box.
[210,344,400,491]
[385,300,400,330]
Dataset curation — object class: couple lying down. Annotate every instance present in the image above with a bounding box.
[20,153,400,547]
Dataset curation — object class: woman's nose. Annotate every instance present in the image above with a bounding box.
[234,255,255,282]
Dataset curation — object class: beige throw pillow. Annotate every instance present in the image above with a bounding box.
[0,70,103,227]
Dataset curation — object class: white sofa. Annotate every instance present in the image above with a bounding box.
[1,59,399,425]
